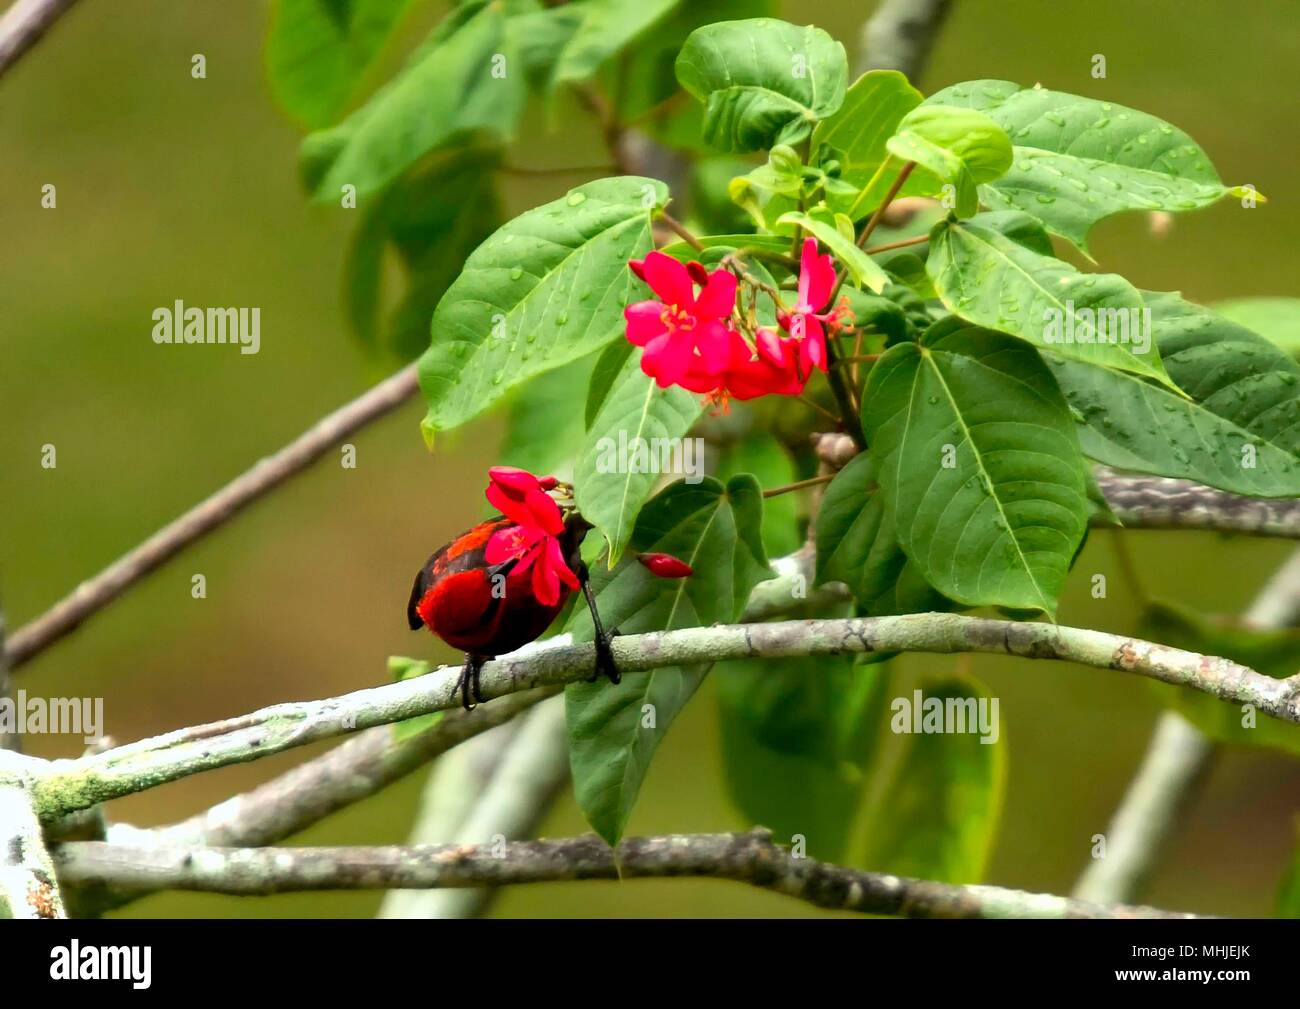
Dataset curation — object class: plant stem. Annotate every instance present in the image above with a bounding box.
[857,160,917,250]
[1109,528,1149,608]
[797,395,841,423]
[822,339,867,449]
[863,233,930,255]
[763,475,836,498]
[838,354,881,366]
[658,210,705,252]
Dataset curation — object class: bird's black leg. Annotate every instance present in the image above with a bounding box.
[578,561,620,685]
[457,654,487,710]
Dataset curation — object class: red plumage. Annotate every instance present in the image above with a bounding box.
[408,466,621,710]
[407,515,583,657]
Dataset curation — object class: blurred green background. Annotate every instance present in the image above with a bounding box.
[2,0,1298,917]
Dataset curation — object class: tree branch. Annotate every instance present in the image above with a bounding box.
[856,0,953,80]
[811,435,1300,539]
[379,695,569,919]
[4,364,418,670]
[50,829,1200,918]
[0,0,82,79]
[23,614,1300,824]
[1072,546,1300,904]
[0,756,64,918]
[0,610,19,753]
[1096,467,1300,539]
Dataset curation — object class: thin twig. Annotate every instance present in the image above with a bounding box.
[862,234,930,255]
[658,209,704,252]
[5,364,419,669]
[796,395,841,424]
[50,829,1202,918]
[763,475,835,498]
[857,161,918,250]
[0,0,82,79]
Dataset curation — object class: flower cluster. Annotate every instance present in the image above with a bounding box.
[483,466,578,607]
[623,238,847,405]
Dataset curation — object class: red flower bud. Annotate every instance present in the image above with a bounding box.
[638,552,693,578]
[685,260,710,287]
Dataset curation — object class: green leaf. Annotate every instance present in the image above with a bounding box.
[345,148,501,360]
[418,176,667,438]
[717,650,888,861]
[550,0,681,90]
[777,211,889,293]
[612,0,776,131]
[658,233,791,262]
[862,325,1088,616]
[1213,298,1300,360]
[928,214,1174,387]
[812,69,922,198]
[386,656,446,741]
[861,674,1005,884]
[1045,293,1300,497]
[583,339,634,429]
[814,452,950,616]
[300,2,524,201]
[498,354,599,477]
[881,104,1013,218]
[509,2,584,87]
[1140,601,1300,756]
[927,80,1235,252]
[716,432,799,557]
[574,348,703,565]
[267,0,412,129]
[675,18,848,152]
[566,475,773,846]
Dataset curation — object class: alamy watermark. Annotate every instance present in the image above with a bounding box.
[594,434,704,484]
[0,691,104,744]
[890,689,1000,744]
[1042,300,1152,356]
[152,300,260,355]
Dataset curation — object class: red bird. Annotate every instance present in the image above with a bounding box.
[407,467,619,709]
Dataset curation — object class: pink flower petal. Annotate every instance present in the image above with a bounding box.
[545,536,580,590]
[488,466,539,493]
[523,487,564,536]
[693,268,737,320]
[641,251,694,308]
[695,320,733,374]
[531,550,561,606]
[486,483,537,528]
[624,301,667,346]
[643,331,693,387]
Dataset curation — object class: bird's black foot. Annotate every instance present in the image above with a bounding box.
[457,654,487,710]
[577,561,620,686]
[588,626,621,685]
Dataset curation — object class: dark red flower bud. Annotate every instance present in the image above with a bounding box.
[686,260,709,287]
[638,552,693,578]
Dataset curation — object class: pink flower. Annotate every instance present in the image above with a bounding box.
[624,251,737,389]
[720,327,810,401]
[483,467,578,606]
[778,238,837,375]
